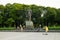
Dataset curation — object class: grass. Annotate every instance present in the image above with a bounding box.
[0,27,15,30]
[0,26,60,30]
[48,26,60,30]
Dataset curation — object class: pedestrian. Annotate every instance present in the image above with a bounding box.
[43,26,48,35]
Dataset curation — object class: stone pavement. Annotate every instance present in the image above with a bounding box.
[0,32,60,40]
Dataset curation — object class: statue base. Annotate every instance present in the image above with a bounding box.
[25,21,34,30]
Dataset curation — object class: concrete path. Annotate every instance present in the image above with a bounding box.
[0,32,60,40]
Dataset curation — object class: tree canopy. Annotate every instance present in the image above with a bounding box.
[0,3,60,27]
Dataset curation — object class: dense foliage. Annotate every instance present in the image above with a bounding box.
[0,3,60,28]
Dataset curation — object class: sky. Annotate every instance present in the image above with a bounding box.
[0,0,60,9]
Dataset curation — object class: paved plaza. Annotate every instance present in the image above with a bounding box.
[0,32,60,40]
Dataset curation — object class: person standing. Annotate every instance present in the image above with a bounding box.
[43,26,48,35]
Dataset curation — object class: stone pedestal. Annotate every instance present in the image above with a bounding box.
[25,21,34,30]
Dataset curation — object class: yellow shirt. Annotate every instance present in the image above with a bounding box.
[43,26,48,32]
[45,26,48,32]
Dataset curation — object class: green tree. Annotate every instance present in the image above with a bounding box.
[0,5,4,27]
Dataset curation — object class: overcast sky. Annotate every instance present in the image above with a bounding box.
[0,0,60,9]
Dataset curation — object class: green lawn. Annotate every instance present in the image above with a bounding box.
[0,27,15,30]
[0,26,60,30]
[48,26,60,30]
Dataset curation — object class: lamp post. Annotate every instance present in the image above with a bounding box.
[41,10,47,17]
[41,9,47,29]
[41,9,49,35]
